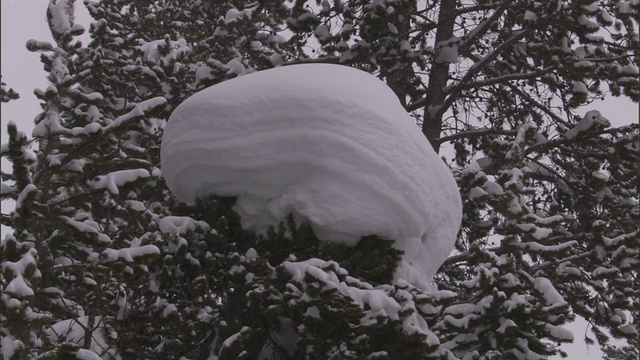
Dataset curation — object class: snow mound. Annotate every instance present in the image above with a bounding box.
[161,64,462,289]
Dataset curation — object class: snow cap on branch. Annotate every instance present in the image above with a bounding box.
[564,110,611,139]
[161,64,462,288]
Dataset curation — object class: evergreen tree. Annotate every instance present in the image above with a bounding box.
[2,0,638,359]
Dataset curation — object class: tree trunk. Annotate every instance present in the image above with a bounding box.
[383,1,416,108]
[422,0,456,153]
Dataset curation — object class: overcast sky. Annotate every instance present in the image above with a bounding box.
[1,1,635,358]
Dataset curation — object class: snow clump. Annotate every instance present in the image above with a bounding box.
[160,64,462,289]
[564,110,610,139]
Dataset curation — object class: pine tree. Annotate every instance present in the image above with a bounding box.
[2,0,638,359]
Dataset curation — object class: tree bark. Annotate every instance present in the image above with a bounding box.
[382,0,416,108]
[422,0,456,153]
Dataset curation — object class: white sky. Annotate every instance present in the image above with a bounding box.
[0,1,635,358]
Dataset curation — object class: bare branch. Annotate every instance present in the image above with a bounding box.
[406,94,427,112]
[436,28,532,120]
[455,3,501,16]
[436,127,518,145]
[444,67,555,94]
[508,83,572,127]
[465,52,572,127]
[457,0,514,55]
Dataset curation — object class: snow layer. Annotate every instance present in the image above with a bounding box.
[45,316,121,360]
[140,38,189,63]
[565,110,610,139]
[47,0,74,35]
[161,64,462,288]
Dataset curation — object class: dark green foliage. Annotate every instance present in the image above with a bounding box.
[1,79,19,102]
[107,196,434,359]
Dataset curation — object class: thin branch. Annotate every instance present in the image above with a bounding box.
[465,52,572,127]
[1,213,12,227]
[530,249,595,273]
[406,30,533,113]
[455,3,501,16]
[406,92,427,113]
[436,127,518,144]
[457,0,514,55]
[444,67,555,94]
[443,246,502,266]
[407,0,513,114]
[508,83,572,127]
[283,56,341,66]
[435,28,532,120]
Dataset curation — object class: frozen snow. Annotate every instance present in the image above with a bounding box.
[497,318,517,333]
[45,316,121,359]
[161,64,462,289]
[32,97,167,137]
[577,14,600,30]
[92,169,150,194]
[2,248,38,278]
[545,324,574,341]
[615,1,637,15]
[220,326,250,352]
[59,216,111,243]
[15,184,37,211]
[6,275,34,297]
[1,336,22,359]
[158,216,212,235]
[47,0,74,35]
[618,324,639,335]
[75,349,103,360]
[571,81,589,94]
[524,10,538,23]
[224,6,256,24]
[1,182,16,195]
[105,97,167,131]
[620,63,639,75]
[532,277,567,309]
[282,258,436,342]
[102,245,160,263]
[564,110,610,139]
[140,38,189,63]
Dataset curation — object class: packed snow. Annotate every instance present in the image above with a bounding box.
[140,38,190,63]
[6,275,34,297]
[45,316,121,360]
[47,0,76,35]
[92,169,150,194]
[101,245,160,263]
[157,216,212,235]
[161,64,462,289]
[224,6,257,24]
[282,258,439,346]
[564,110,610,139]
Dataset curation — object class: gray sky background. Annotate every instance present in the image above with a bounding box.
[1,1,636,358]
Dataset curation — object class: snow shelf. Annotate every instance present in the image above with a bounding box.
[161,64,462,289]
